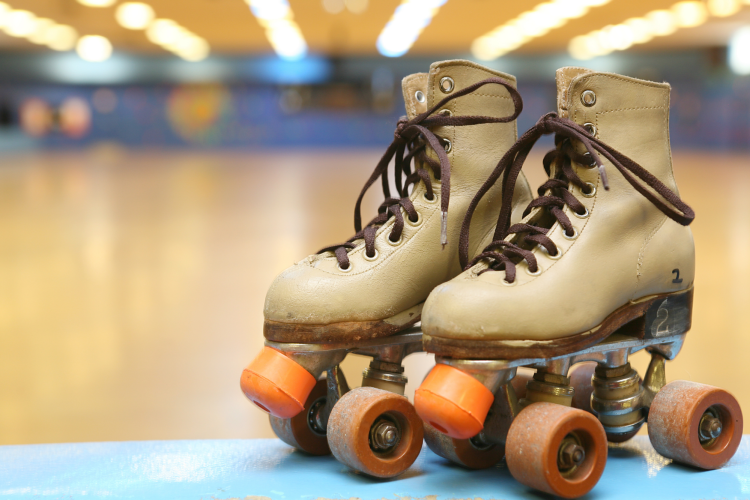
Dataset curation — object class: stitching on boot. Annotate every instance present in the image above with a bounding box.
[633,216,667,300]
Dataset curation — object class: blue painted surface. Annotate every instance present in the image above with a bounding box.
[1,436,749,499]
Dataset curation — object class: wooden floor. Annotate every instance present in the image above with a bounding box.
[0,147,748,445]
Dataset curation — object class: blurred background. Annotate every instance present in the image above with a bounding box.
[1,0,749,445]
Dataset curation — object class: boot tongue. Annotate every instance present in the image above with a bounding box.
[556,67,594,118]
[401,73,429,120]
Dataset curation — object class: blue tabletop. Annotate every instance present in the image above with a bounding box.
[1,436,749,499]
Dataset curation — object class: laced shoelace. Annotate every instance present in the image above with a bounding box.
[458,112,696,282]
[318,77,523,270]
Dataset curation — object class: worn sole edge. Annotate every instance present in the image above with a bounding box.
[423,288,693,360]
[264,302,423,343]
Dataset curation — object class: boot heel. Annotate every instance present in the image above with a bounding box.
[643,288,693,339]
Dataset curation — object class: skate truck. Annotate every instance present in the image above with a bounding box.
[240,328,426,478]
[415,288,743,498]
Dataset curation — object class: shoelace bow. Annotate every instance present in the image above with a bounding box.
[319,77,523,270]
[458,112,696,282]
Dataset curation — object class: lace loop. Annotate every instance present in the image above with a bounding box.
[319,77,523,269]
[459,112,695,282]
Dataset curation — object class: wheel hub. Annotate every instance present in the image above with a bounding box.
[307,397,327,436]
[558,434,586,472]
[699,407,722,444]
[370,417,401,452]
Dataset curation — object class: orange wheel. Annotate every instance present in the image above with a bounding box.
[414,364,494,440]
[569,362,596,415]
[648,380,743,469]
[327,387,423,478]
[423,422,504,469]
[240,346,317,419]
[511,369,534,401]
[506,402,607,499]
[269,378,330,456]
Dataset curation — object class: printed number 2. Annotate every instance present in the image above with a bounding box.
[672,269,683,284]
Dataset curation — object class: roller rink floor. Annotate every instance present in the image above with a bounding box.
[0,147,749,447]
[2,436,750,499]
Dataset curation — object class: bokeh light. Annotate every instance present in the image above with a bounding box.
[76,35,113,62]
[116,2,155,30]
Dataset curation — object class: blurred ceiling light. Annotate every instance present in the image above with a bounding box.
[322,0,345,14]
[76,34,113,62]
[671,1,708,27]
[472,0,612,60]
[5,9,37,37]
[0,2,10,29]
[46,24,78,51]
[246,0,307,60]
[146,18,181,45]
[728,26,750,74]
[624,17,653,43]
[28,17,54,44]
[707,0,741,16]
[174,35,210,61]
[646,10,677,36]
[77,0,116,6]
[116,2,155,30]
[345,0,368,14]
[568,0,726,60]
[377,0,447,57]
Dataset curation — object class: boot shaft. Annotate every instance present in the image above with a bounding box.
[556,67,679,194]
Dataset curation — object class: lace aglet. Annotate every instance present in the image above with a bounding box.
[598,164,610,190]
[441,211,448,248]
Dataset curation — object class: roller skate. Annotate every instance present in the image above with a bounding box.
[414,67,743,497]
[240,60,534,478]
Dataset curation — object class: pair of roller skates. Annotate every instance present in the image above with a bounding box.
[240,60,743,497]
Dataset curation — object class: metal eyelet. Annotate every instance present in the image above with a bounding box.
[525,264,542,276]
[406,212,422,227]
[415,90,426,103]
[363,249,379,261]
[337,262,352,272]
[442,138,452,153]
[581,182,596,198]
[387,234,403,247]
[539,244,562,260]
[502,277,516,286]
[563,227,579,240]
[583,123,597,136]
[439,109,452,116]
[581,90,596,106]
[582,152,597,168]
[439,76,454,93]
[423,192,437,203]
[573,207,589,219]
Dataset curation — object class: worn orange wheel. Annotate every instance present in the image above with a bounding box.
[414,364,494,440]
[240,346,317,419]
[423,422,504,469]
[648,380,743,469]
[269,378,330,455]
[327,387,423,478]
[569,362,596,415]
[506,402,607,499]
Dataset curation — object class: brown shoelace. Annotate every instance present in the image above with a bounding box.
[319,77,523,270]
[459,112,696,282]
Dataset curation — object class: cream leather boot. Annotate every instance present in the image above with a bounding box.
[421,67,695,357]
[263,60,532,343]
